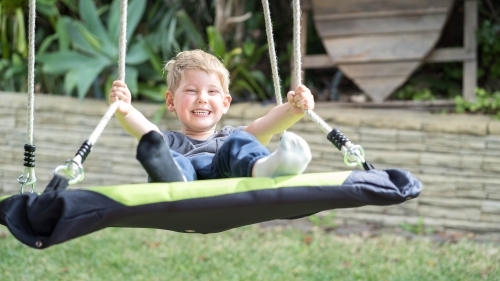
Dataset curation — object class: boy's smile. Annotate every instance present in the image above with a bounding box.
[166,69,231,140]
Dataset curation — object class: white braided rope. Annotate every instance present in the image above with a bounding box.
[291,0,332,135]
[261,0,283,106]
[88,102,121,145]
[87,0,127,146]
[19,0,37,190]
[292,0,302,90]
[117,0,128,82]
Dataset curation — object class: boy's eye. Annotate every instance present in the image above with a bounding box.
[209,90,219,95]
[186,89,196,93]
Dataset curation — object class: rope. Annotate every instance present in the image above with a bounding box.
[54,0,128,185]
[117,0,128,82]
[291,0,332,135]
[88,0,128,146]
[260,0,332,135]
[261,0,283,106]
[18,0,37,192]
[292,0,301,90]
[289,0,369,169]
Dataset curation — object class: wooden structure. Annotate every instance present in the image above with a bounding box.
[300,0,477,102]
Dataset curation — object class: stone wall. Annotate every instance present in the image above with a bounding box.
[2,92,500,233]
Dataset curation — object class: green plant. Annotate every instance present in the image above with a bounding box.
[394,85,436,101]
[0,1,28,92]
[455,87,500,119]
[135,7,208,103]
[35,0,153,99]
[400,217,434,235]
[206,25,269,100]
[0,0,79,93]
[308,211,336,229]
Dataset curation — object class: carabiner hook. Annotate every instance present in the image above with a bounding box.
[54,158,85,185]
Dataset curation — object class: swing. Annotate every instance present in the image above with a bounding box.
[0,0,422,249]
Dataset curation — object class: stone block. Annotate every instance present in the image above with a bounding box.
[418,205,481,221]
[359,127,398,140]
[398,129,425,140]
[419,197,482,208]
[358,142,397,154]
[487,119,500,135]
[422,115,489,136]
[328,113,362,127]
[482,200,500,213]
[455,190,488,199]
[420,153,462,169]
[444,219,500,232]
[224,103,247,118]
[481,213,500,223]
[0,116,15,128]
[485,135,500,152]
[482,157,500,172]
[460,135,486,150]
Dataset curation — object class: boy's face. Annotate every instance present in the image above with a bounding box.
[166,69,231,135]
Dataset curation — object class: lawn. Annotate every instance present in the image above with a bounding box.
[0,224,499,281]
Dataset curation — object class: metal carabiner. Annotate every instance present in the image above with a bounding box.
[342,144,366,167]
[54,158,85,185]
[17,172,37,194]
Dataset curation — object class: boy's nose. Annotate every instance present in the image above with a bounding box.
[197,92,208,103]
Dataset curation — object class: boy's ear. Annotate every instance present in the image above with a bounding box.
[165,91,176,112]
[223,94,232,114]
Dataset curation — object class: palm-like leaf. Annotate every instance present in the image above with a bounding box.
[36,0,148,98]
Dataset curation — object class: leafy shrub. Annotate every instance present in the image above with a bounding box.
[455,87,500,119]
[36,0,152,99]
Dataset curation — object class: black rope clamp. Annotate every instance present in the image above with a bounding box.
[327,129,349,151]
[75,140,92,164]
[23,144,36,167]
[326,128,375,171]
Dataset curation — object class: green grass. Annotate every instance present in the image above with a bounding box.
[1,224,499,281]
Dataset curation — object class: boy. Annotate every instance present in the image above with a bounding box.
[109,49,314,182]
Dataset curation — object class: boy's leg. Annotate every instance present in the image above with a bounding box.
[210,131,311,178]
[136,131,195,182]
[252,132,312,178]
[210,131,270,178]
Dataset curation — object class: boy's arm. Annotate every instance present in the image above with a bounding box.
[245,85,314,145]
[110,80,160,140]
[115,108,160,140]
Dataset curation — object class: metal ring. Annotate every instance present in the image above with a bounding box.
[54,159,85,185]
[343,145,366,167]
[18,174,37,194]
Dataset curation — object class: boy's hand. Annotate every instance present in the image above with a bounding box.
[287,85,315,114]
[109,80,133,115]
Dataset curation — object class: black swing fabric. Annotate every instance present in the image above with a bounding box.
[0,132,422,249]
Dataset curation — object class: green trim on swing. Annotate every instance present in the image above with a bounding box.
[0,195,9,202]
[87,171,353,207]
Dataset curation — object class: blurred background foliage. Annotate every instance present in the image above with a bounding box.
[0,0,499,110]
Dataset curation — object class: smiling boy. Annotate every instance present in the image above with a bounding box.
[109,49,314,182]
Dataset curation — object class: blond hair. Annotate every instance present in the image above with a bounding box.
[163,49,230,96]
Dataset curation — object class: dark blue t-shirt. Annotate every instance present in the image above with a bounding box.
[161,125,246,158]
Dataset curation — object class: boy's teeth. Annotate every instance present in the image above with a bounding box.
[193,110,209,115]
